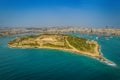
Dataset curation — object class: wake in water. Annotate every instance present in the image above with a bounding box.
[99,45,117,67]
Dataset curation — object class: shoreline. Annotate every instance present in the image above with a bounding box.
[7,34,117,67]
[8,44,117,67]
[98,45,116,66]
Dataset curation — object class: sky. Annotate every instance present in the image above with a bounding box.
[0,0,120,28]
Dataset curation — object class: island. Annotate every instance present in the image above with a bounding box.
[8,34,116,66]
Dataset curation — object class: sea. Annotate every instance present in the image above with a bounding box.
[0,33,120,80]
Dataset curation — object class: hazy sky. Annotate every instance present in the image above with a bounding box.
[0,0,120,28]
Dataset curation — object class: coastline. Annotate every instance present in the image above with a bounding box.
[98,45,116,66]
[8,43,117,67]
[7,34,117,67]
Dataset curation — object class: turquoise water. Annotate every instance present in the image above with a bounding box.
[0,34,120,80]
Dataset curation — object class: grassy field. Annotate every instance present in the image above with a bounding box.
[8,34,115,65]
[8,34,96,53]
[67,35,96,53]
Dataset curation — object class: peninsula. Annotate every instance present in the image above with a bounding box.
[8,34,116,66]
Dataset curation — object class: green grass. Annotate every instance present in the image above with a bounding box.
[22,43,40,46]
[8,34,96,53]
[67,35,96,53]
[64,38,71,49]
[43,43,65,48]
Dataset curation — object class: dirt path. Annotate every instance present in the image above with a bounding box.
[65,37,80,52]
[65,37,100,57]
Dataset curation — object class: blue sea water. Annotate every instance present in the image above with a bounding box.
[0,34,120,80]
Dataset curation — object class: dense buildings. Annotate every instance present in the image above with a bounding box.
[0,27,120,37]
